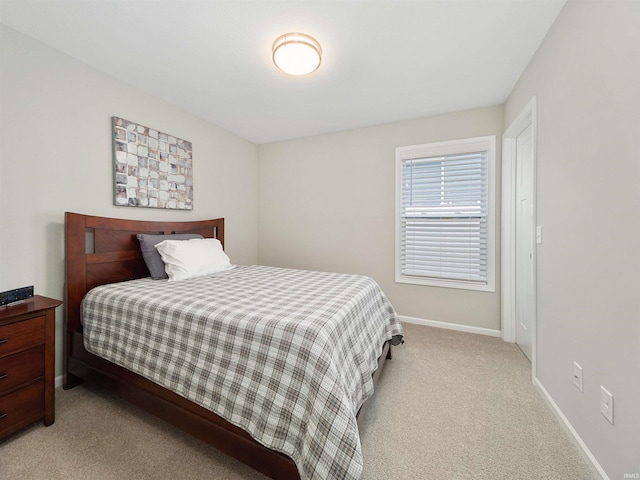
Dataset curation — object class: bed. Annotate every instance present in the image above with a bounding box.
[64,212,403,480]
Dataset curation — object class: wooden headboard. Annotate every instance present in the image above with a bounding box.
[64,212,224,334]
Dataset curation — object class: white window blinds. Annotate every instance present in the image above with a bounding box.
[398,146,491,286]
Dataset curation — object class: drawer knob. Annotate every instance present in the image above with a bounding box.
[0,338,7,345]
[0,373,6,380]
[0,412,7,420]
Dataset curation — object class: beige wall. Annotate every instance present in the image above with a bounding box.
[505,1,640,477]
[258,105,504,330]
[0,25,259,378]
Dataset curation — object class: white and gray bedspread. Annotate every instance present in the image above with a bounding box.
[81,265,403,480]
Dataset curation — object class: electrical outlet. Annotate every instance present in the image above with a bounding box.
[573,362,583,392]
[600,386,614,424]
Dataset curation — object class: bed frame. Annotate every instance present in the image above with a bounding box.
[63,212,392,480]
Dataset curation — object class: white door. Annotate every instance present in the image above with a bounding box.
[515,123,534,361]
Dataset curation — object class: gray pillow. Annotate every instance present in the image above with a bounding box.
[137,233,203,279]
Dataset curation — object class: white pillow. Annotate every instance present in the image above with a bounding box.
[154,238,234,281]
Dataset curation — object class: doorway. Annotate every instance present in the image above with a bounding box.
[515,123,534,360]
[502,97,537,377]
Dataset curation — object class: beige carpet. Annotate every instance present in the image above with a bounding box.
[1,323,595,479]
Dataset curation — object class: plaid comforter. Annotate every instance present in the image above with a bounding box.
[82,265,403,480]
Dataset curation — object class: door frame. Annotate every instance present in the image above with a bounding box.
[501,96,538,381]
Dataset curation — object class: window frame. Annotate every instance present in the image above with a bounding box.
[395,135,496,292]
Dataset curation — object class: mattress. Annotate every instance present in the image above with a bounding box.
[81,265,403,480]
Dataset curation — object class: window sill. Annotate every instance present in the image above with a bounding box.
[395,275,495,292]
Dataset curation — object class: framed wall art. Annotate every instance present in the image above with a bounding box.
[112,116,193,210]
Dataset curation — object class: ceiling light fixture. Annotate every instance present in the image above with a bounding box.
[272,33,322,76]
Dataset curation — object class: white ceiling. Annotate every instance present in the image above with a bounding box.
[0,0,565,144]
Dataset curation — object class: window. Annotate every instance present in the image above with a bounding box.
[395,136,496,291]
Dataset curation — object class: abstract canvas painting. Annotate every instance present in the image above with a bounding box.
[112,117,193,209]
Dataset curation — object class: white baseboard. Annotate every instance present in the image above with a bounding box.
[534,378,609,480]
[399,315,501,337]
[55,374,64,389]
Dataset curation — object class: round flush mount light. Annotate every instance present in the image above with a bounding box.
[272,32,322,76]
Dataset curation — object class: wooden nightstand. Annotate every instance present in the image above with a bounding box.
[0,295,62,438]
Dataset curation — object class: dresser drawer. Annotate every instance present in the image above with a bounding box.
[0,380,44,438]
[0,316,45,357]
[0,345,45,394]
